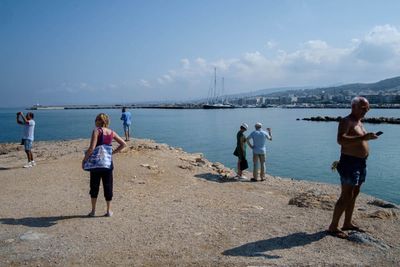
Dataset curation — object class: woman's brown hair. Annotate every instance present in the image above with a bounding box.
[95,113,110,128]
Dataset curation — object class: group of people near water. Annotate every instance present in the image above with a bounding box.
[16,96,381,239]
[232,96,381,239]
[233,122,272,182]
[16,108,132,217]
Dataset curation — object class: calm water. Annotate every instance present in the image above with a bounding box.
[1,108,399,204]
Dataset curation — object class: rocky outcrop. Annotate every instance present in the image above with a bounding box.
[368,210,398,219]
[347,232,390,250]
[368,199,399,209]
[301,116,400,124]
[288,189,337,210]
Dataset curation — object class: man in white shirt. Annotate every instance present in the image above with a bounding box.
[16,112,36,168]
[246,122,272,181]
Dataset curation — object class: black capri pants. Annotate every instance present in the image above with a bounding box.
[90,169,113,201]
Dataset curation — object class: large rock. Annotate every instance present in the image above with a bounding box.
[19,231,48,241]
[348,232,390,250]
[288,189,336,210]
[368,199,399,209]
[368,210,398,219]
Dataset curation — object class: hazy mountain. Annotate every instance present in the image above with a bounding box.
[225,86,313,99]
[263,76,400,97]
[224,76,400,99]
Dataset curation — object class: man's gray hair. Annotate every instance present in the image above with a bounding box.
[351,96,368,106]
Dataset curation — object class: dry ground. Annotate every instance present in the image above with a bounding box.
[0,139,399,266]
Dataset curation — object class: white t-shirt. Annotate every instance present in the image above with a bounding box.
[22,120,35,140]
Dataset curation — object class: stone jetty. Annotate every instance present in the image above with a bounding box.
[299,116,400,124]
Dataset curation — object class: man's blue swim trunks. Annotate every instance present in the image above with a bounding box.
[337,153,367,186]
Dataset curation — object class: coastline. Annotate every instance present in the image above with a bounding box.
[0,139,399,266]
[26,103,400,110]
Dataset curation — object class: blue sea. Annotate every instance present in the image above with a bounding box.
[1,107,399,204]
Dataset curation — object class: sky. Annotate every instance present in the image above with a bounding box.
[1,0,400,107]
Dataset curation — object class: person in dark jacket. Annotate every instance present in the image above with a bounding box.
[233,123,248,179]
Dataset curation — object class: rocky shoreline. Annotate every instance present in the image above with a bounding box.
[300,116,400,124]
[0,139,399,266]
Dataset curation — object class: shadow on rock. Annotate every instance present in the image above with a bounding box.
[0,166,20,171]
[0,215,88,228]
[222,231,326,259]
[194,173,242,183]
[194,173,225,183]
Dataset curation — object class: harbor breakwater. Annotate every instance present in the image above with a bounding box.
[300,116,400,124]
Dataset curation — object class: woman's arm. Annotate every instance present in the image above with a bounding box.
[82,129,99,165]
[112,132,127,154]
[245,135,253,149]
[240,135,246,151]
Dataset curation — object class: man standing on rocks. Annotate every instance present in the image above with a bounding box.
[233,123,248,179]
[120,107,132,141]
[246,122,272,182]
[16,112,36,168]
[328,96,380,239]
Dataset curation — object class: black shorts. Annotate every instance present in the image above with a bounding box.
[337,154,367,186]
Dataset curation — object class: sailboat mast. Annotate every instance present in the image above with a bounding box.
[222,77,224,103]
[213,67,216,103]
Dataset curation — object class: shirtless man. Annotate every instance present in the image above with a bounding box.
[328,96,379,239]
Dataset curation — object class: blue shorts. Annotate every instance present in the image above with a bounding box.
[337,154,367,186]
[23,139,33,151]
[123,124,130,132]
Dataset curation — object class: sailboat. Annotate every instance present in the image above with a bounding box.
[203,68,235,109]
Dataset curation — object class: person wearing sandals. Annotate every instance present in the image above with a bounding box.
[328,97,380,239]
[82,113,127,217]
[246,122,272,182]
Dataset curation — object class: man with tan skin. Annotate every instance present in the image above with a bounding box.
[328,96,379,239]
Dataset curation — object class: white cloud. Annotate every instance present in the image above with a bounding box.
[266,40,277,49]
[181,58,190,69]
[364,25,400,45]
[352,24,400,64]
[139,79,151,88]
[52,82,97,93]
[195,57,207,67]
[139,24,400,97]
[157,74,174,85]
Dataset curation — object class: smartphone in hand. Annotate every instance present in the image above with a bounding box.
[376,131,383,136]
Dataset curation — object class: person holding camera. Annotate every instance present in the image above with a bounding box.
[246,122,272,182]
[16,112,36,168]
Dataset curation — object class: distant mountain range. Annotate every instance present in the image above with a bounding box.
[225,86,312,99]
[226,76,400,99]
